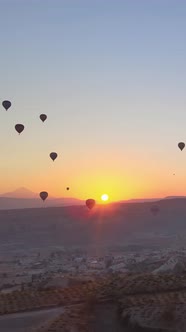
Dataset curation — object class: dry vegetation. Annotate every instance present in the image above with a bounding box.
[0,281,104,315]
[111,273,186,297]
[1,273,186,330]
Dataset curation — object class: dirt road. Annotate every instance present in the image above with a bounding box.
[0,306,64,332]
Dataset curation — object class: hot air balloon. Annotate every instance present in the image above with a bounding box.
[66,187,70,191]
[150,205,159,216]
[178,142,185,151]
[50,152,58,161]
[15,124,24,134]
[40,114,47,122]
[86,199,96,210]
[40,191,48,201]
[2,100,11,111]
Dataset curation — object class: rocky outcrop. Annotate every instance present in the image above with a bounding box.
[119,291,186,331]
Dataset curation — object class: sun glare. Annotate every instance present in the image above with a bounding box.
[101,194,109,202]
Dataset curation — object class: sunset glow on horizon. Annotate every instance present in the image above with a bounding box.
[101,194,109,202]
[0,1,186,202]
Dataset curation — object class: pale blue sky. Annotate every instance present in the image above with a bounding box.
[0,0,186,199]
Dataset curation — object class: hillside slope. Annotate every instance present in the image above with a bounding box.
[0,198,186,248]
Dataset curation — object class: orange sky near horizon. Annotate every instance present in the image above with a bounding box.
[0,145,186,202]
[0,116,185,202]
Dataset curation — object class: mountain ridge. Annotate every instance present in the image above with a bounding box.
[1,187,39,198]
[0,187,83,209]
[0,188,186,210]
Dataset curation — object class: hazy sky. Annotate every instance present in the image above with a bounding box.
[0,0,186,201]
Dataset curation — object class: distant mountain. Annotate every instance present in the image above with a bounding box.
[123,198,161,203]
[1,189,186,211]
[0,197,83,210]
[164,196,186,200]
[119,196,186,204]
[0,187,83,209]
[1,187,39,199]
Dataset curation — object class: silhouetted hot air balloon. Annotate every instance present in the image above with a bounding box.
[86,199,96,210]
[66,187,70,191]
[178,142,185,151]
[40,191,48,201]
[150,205,159,216]
[40,114,47,122]
[50,152,58,161]
[15,124,24,134]
[2,100,11,111]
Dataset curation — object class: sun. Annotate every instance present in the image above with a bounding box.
[101,194,109,202]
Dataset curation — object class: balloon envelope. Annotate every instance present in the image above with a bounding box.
[150,205,159,216]
[86,199,96,210]
[50,152,58,161]
[15,124,24,134]
[178,142,185,151]
[40,114,47,122]
[2,100,11,110]
[40,191,48,201]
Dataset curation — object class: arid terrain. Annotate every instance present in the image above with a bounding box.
[0,273,185,331]
[0,200,185,331]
